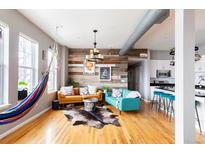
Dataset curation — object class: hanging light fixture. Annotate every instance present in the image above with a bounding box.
[48,26,62,56]
[86,30,104,62]
[169,46,202,66]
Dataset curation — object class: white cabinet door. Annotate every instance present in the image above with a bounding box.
[195,55,205,73]
[150,60,175,78]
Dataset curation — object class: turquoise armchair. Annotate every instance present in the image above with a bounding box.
[105,89,140,112]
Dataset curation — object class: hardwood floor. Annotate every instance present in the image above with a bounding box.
[0,103,205,144]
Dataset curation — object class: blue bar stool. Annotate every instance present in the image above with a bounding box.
[166,94,175,120]
[151,91,164,111]
[158,93,170,113]
[158,92,170,112]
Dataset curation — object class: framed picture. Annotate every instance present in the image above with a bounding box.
[84,59,95,75]
[99,66,111,81]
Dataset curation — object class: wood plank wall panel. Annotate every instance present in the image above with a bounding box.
[68,48,147,89]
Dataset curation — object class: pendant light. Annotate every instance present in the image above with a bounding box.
[86,30,104,62]
[169,46,202,66]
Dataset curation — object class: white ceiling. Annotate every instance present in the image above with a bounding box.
[134,10,174,50]
[135,10,205,51]
[18,9,147,49]
[18,9,205,51]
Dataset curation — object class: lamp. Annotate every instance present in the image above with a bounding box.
[169,46,201,66]
[86,30,104,62]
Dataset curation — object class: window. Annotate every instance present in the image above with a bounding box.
[47,49,57,92]
[0,26,4,105]
[18,34,38,92]
[0,23,9,105]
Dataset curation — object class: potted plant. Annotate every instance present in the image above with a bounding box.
[18,80,28,100]
[67,79,80,88]
[102,85,109,93]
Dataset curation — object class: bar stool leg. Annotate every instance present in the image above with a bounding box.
[158,96,161,112]
[169,101,174,121]
[156,95,160,111]
[151,94,155,109]
[163,97,166,112]
[195,103,202,134]
[166,100,170,117]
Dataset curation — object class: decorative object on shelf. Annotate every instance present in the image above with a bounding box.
[169,46,201,66]
[195,46,202,61]
[139,53,148,58]
[99,66,111,81]
[67,79,80,88]
[84,58,95,75]
[85,29,104,62]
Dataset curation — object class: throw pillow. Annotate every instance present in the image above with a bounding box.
[126,91,141,98]
[61,86,74,96]
[112,89,122,98]
[88,85,97,94]
[80,87,89,95]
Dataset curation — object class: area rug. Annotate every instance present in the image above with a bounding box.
[63,106,120,129]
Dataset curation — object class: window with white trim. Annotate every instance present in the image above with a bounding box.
[18,34,38,93]
[47,50,57,92]
[0,23,9,105]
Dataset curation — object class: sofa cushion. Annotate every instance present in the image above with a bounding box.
[80,87,89,95]
[88,85,97,94]
[126,91,141,98]
[73,88,80,95]
[64,95,83,102]
[61,86,74,96]
[112,89,122,98]
[122,89,130,98]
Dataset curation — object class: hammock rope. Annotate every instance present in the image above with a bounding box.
[0,42,58,125]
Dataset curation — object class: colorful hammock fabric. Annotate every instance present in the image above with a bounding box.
[0,72,49,125]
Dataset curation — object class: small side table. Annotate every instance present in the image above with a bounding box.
[83,98,98,111]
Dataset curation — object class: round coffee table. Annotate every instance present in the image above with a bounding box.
[83,98,98,111]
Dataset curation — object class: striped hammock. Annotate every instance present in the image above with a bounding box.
[0,38,58,125]
[0,73,49,125]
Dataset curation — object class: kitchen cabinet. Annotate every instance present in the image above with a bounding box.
[195,61,205,73]
[150,60,175,78]
[195,55,205,73]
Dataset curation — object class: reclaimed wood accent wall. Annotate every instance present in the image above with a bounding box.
[68,48,148,89]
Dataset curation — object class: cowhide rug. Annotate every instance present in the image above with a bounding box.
[63,106,120,129]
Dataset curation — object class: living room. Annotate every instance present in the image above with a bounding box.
[1,6,205,147]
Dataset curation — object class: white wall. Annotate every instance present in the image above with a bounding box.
[137,60,150,101]
[0,10,68,136]
[60,46,69,87]
[128,51,150,101]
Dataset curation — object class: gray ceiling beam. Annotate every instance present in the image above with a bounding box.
[119,9,170,55]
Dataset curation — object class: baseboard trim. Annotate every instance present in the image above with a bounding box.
[0,106,51,140]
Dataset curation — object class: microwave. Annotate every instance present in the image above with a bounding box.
[156,70,171,78]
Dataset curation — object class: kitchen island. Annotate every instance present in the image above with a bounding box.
[150,85,205,133]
